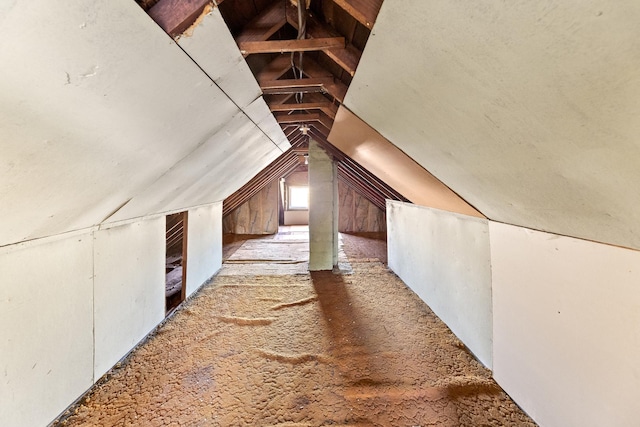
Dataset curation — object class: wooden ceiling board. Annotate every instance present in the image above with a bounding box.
[328,107,484,218]
[332,0,383,29]
[235,0,287,45]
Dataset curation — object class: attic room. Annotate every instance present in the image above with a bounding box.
[1,0,639,426]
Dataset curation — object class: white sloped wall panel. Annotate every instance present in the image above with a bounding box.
[346,0,640,250]
[0,0,285,246]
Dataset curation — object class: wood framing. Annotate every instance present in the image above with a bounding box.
[286,4,362,75]
[332,0,384,28]
[235,0,287,44]
[148,0,211,36]
[274,112,321,124]
[260,78,335,95]
[239,37,346,55]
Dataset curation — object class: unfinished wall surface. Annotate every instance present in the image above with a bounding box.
[186,203,223,297]
[490,222,640,427]
[223,179,279,234]
[338,181,386,232]
[346,0,640,250]
[0,234,94,427]
[387,201,492,367]
[93,218,166,379]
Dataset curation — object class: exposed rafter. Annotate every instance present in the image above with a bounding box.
[235,0,287,45]
[223,149,300,216]
[286,3,362,76]
[260,77,336,95]
[239,37,345,55]
[148,0,212,36]
[332,0,384,29]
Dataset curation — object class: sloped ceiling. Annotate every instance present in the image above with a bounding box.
[0,0,289,246]
[329,106,483,218]
[344,0,640,250]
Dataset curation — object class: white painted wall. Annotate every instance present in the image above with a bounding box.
[490,222,640,427]
[0,211,225,426]
[0,234,94,427]
[387,201,493,368]
[0,0,288,247]
[347,0,640,251]
[93,218,166,379]
[185,203,223,297]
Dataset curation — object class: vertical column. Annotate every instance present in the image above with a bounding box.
[308,139,339,271]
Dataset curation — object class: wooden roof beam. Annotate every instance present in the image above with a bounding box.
[260,77,335,95]
[148,0,211,37]
[331,0,384,29]
[257,55,292,83]
[274,112,321,124]
[239,37,345,55]
[269,100,337,119]
[236,0,287,47]
[286,4,362,76]
[294,57,348,102]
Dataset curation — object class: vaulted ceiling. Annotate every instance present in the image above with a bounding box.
[3,0,639,251]
[136,0,407,212]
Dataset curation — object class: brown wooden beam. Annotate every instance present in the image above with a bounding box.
[257,55,292,82]
[274,112,321,124]
[332,0,383,29]
[148,0,210,37]
[239,37,345,55]
[317,111,334,130]
[260,78,335,95]
[286,4,362,76]
[294,57,348,102]
[269,101,334,113]
[264,55,346,102]
[236,0,287,44]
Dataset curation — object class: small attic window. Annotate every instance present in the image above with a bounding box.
[288,186,309,210]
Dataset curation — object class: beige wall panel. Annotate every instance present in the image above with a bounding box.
[329,107,483,218]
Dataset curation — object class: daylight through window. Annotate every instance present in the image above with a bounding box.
[288,186,309,210]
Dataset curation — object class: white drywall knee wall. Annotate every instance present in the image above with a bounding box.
[387,201,493,368]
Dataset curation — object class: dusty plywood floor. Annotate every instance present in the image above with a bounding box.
[59,228,536,426]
